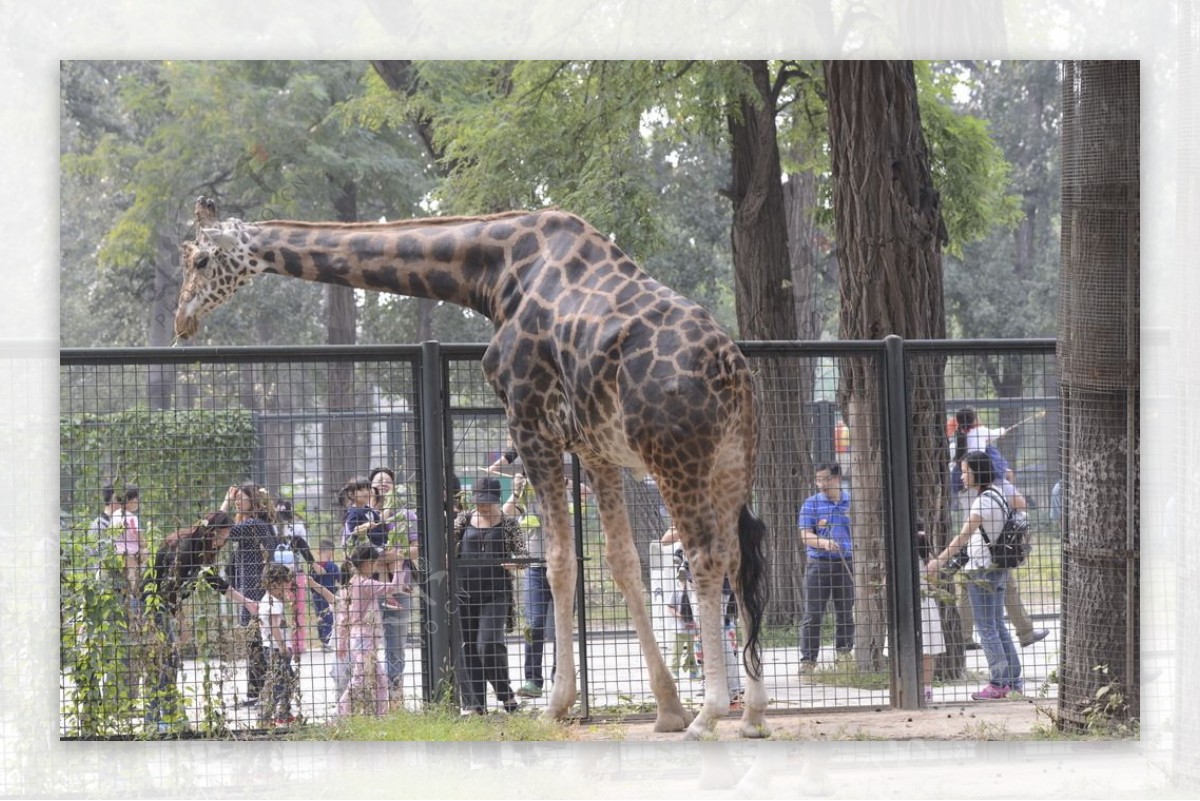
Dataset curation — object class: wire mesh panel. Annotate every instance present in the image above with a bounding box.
[59,348,425,737]
[908,343,1061,707]
[743,343,891,712]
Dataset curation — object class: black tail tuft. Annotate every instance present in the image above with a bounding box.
[737,504,769,680]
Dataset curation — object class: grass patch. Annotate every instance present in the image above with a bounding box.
[292,704,576,742]
[810,662,891,690]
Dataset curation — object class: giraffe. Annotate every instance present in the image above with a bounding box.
[175,196,770,739]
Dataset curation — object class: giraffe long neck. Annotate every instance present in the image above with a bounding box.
[243,211,537,318]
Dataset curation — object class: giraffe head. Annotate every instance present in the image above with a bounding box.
[174,197,261,339]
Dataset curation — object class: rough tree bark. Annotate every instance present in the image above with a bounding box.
[727,60,808,625]
[824,60,949,672]
[323,179,367,501]
[1057,60,1139,733]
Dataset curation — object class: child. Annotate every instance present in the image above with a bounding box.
[916,523,947,703]
[667,570,699,680]
[337,544,408,717]
[258,562,300,725]
[311,539,341,650]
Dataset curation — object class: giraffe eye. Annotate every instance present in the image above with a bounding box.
[193,252,210,270]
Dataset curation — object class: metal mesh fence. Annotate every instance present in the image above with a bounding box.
[58,338,1086,738]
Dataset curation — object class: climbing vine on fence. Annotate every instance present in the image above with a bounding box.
[60,408,257,737]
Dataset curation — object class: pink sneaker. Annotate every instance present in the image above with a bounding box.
[971,684,1009,700]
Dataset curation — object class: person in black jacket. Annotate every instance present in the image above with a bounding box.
[140,511,256,733]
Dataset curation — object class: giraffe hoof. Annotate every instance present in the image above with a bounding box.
[737,719,771,739]
[653,708,690,733]
[683,720,716,740]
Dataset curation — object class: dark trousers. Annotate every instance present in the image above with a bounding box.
[456,591,514,709]
[313,590,333,646]
[239,603,268,700]
[523,566,556,687]
[800,558,855,663]
[262,647,296,720]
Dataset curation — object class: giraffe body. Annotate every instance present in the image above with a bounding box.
[176,198,770,738]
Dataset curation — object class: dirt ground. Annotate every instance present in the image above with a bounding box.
[576,696,1050,741]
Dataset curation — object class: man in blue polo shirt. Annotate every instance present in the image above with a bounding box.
[798,462,855,675]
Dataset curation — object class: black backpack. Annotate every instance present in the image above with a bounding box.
[979,488,1031,569]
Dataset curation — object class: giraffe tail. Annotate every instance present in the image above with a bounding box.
[737,504,768,681]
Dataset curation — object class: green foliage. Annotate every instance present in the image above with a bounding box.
[60,522,142,737]
[60,60,437,348]
[941,61,1061,339]
[62,59,1044,348]
[915,61,1024,259]
[60,408,257,527]
[1080,664,1137,737]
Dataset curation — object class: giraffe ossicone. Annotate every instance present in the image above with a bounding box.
[176,196,771,739]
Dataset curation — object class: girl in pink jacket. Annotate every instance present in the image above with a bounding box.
[336,544,409,717]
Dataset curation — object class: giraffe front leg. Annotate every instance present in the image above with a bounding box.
[543,544,578,721]
[517,453,579,722]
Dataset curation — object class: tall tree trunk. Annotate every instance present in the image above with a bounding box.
[824,60,948,672]
[727,60,807,625]
[323,180,366,500]
[773,167,822,622]
[372,60,459,346]
[148,226,180,409]
[1057,60,1139,733]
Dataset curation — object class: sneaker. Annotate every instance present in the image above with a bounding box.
[460,707,486,717]
[799,660,817,677]
[502,699,521,714]
[516,682,542,698]
[1006,682,1024,697]
[273,714,297,726]
[1021,630,1049,647]
[971,683,1009,700]
[728,692,745,712]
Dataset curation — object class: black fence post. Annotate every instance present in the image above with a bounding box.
[883,335,922,709]
[568,453,590,719]
[420,340,453,703]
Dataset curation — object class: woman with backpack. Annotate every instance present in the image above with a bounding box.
[924,450,1022,700]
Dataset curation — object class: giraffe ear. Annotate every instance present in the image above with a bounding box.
[202,228,238,250]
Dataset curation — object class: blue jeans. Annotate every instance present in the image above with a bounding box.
[382,596,412,688]
[312,582,336,646]
[966,568,1022,689]
[800,558,855,663]
[523,566,556,687]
